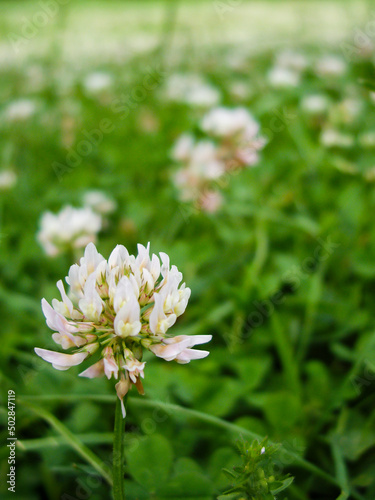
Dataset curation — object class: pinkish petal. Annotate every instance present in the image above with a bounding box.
[34,348,87,367]
[79,360,105,378]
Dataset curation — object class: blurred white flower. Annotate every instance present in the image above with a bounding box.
[171,134,195,162]
[229,81,252,100]
[173,138,225,205]
[315,55,346,77]
[201,107,265,168]
[0,170,17,190]
[301,94,330,115]
[164,73,220,107]
[37,206,102,257]
[4,99,36,122]
[320,129,354,148]
[172,108,264,213]
[267,66,300,88]
[276,50,308,72]
[359,130,375,148]
[201,107,259,138]
[83,71,113,95]
[35,242,211,416]
[83,190,117,215]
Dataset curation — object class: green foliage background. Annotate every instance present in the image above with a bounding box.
[1,1,375,499]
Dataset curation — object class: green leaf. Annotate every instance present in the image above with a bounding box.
[270,476,294,494]
[174,457,202,476]
[125,434,173,492]
[156,471,214,499]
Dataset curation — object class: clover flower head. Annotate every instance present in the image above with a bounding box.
[315,55,346,77]
[201,107,260,139]
[200,107,266,168]
[267,66,300,88]
[171,107,265,213]
[37,205,102,257]
[83,71,113,95]
[0,170,17,190]
[83,190,117,215]
[275,50,308,72]
[4,99,37,122]
[35,242,211,416]
[164,73,220,107]
[301,94,329,115]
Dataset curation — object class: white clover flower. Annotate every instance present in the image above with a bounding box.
[320,129,354,148]
[37,206,102,257]
[172,138,225,207]
[276,50,308,72]
[315,55,346,77]
[4,99,37,122]
[164,73,220,107]
[83,71,113,95]
[301,94,330,115]
[229,81,252,100]
[267,66,300,88]
[83,190,117,215]
[35,242,211,416]
[0,170,17,190]
[201,107,259,138]
[171,108,264,213]
[201,107,265,168]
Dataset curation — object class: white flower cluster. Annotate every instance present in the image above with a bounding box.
[4,99,37,123]
[35,242,211,416]
[164,73,220,107]
[267,50,308,89]
[37,206,102,257]
[37,191,116,257]
[83,71,113,95]
[0,170,17,190]
[82,190,117,215]
[172,107,265,212]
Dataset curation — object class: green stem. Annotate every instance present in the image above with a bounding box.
[112,397,125,500]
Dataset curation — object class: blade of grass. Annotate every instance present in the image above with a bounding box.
[271,314,301,397]
[297,265,325,362]
[17,433,113,451]
[331,439,349,499]
[19,399,113,486]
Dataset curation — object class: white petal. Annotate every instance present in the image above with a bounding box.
[176,349,210,363]
[34,348,87,367]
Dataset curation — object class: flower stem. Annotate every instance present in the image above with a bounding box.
[112,397,125,500]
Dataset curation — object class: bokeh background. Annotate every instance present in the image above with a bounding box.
[1,0,375,499]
